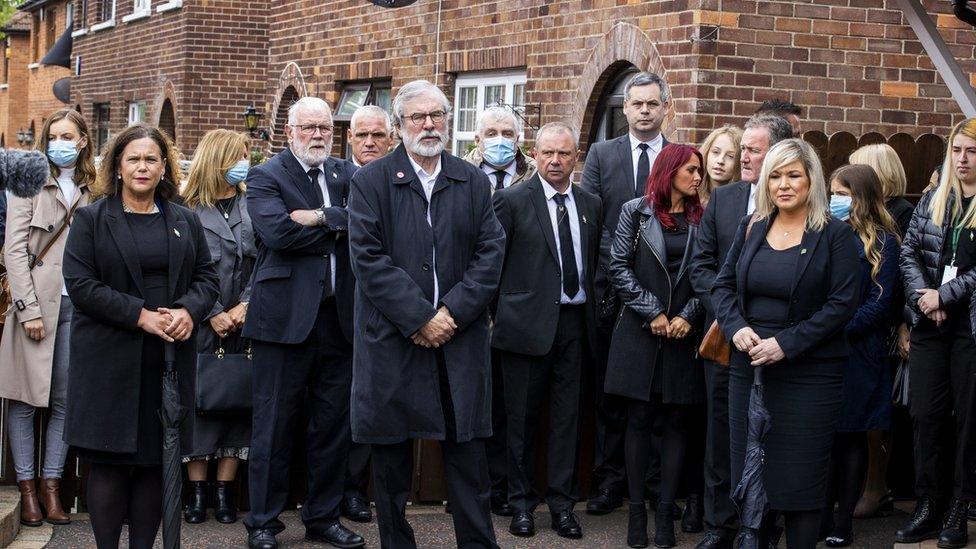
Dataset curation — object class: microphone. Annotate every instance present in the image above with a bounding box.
[0,148,51,198]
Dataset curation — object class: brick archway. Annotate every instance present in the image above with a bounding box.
[154,81,178,144]
[268,62,308,144]
[572,22,676,151]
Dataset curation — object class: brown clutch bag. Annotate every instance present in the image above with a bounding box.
[699,320,730,367]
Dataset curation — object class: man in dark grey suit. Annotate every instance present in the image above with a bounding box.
[688,113,794,549]
[580,71,670,514]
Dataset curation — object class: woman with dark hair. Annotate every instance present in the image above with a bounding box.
[821,164,900,547]
[0,108,95,527]
[604,143,706,548]
[62,123,218,548]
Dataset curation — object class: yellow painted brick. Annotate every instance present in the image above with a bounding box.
[693,10,738,28]
[937,14,971,29]
[881,81,919,98]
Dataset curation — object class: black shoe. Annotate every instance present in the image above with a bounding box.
[340,495,373,523]
[696,530,733,549]
[305,522,365,548]
[213,481,237,524]
[183,481,207,524]
[551,509,583,539]
[937,499,969,549]
[628,502,649,548]
[653,503,676,548]
[490,492,514,517]
[681,493,703,533]
[894,496,943,543]
[969,501,976,521]
[509,511,535,537]
[444,500,452,514]
[247,529,278,549]
[586,487,623,515]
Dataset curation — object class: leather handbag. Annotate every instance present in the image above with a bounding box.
[195,342,252,415]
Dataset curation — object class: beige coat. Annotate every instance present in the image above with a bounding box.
[462,146,537,193]
[0,178,90,407]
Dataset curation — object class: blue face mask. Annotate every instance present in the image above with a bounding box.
[482,136,517,168]
[47,140,80,168]
[224,160,249,187]
[830,194,853,221]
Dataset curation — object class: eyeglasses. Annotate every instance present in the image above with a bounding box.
[404,111,447,125]
[291,124,334,136]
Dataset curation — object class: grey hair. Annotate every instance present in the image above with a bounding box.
[350,105,392,134]
[475,106,521,137]
[535,121,579,150]
[624,71,671,103]
[288,96,333,124]
[391,80,451,126]
[744,114,794,147]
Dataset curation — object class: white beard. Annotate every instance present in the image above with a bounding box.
[292,135,333,166]
[403,128,447,158]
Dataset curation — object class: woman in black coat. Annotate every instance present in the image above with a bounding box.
[62,124,218,549]
[604,144,706,548]
[712,139,861,549]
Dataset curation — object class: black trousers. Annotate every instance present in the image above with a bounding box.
[500,305,584,513]
[485,348,508,502]
[909,312,976,502]
[344,442,370,499]
[703,359,737,534]
[371,350,497,548]
[245,298,353,534]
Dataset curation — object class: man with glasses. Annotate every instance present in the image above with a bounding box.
[243,96,363,549]
[349,80,505,548]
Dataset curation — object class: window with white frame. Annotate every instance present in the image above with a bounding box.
[452,71,527,155]
[99,0,115,21]
[128,101,145,125]
[133,0,149,14]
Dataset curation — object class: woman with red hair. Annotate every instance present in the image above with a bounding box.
[604,143,706,548]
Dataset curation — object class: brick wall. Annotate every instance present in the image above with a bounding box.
[0,32,31,149]
[25,1,72,143]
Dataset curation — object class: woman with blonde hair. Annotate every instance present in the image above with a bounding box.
[698,125,742,203]
[180,129,255,524]
[849,143,914,237]
[896,118,976,548]
[711,139,861,549]
[0,108,95,527]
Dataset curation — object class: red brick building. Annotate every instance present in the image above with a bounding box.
[0,11,32,149]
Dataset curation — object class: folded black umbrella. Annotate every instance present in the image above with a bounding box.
[731,366,772,549]
[159,341,185,549]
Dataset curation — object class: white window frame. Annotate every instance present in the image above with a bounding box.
[452,71,527,155]
[123,0,150,22]
[128,101,146,125]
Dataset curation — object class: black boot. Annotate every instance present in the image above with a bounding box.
[894,496,943,543]
[628,502,648,548]
[654,502,676,548]
[681,493,703,533]
[183,481,207,524]
[214,481,238,524]
[937,499,969,548]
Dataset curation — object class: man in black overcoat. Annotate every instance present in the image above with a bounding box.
[242,96,363,549]
[492,122,602,539]
[348,80,504,548]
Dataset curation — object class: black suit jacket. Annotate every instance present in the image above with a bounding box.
[711,214,862,361]
[491,175,602,356]
[242,147,357,344]
[581,133,669,310]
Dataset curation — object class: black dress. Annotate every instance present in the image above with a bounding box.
[652,213,689,393]
[82,212,169,466]
[729,241,845,510]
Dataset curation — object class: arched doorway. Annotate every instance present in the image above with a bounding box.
[159,99,176,144]
[584,62,639,147]
[272,86,299,154]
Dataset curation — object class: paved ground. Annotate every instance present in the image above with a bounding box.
[38,501,976,548]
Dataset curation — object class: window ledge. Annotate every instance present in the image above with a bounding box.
[71,28,88,37]
[27,62,40,70]
[156,0,182,13]
[90,19,116,32]
[0,84,9,90]
[122,10,150,23]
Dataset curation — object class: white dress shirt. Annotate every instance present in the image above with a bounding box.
[55,167,78,296]
[407,154,443,304]
[481,160,517,189]
[540,176,586,305]
[629,132,664,192]
[295,157,337,294]
[747,181,758,215]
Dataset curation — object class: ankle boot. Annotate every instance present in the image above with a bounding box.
[937,499,969,549]
[40,478,70,524]
[214,481,238,524]
[627,502,648,548]
[894,496,943,543]
[681,492,703,533]
[183,481,208,524]
[18,479,43,526]
[654,502,676,548]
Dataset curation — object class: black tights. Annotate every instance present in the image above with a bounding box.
[755,510,822,549]
[625,396,689,507]
[86,464,162,549]
[824,432,867,536]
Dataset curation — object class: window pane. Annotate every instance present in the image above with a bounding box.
[455,140,474,155]
[336,87,369,118]
[513,84,525,108]
[456,87,477,133]
[373,87,391,113]
[484,85,504,108]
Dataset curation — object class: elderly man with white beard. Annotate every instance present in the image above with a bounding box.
[349,80,505,548]
[242,96,362,549]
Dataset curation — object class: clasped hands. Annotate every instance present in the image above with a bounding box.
[648,313,692,339]
[732,327,784,367]
[209,302,247,338]
[138,307,194,342]
[915,288,947,326]
[411,306,457,348]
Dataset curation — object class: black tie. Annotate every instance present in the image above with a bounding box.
[307,167,332,298]
[552,193,580,300]
[307,167,325,206]
[636,143,650,198]
[493,170,507,191]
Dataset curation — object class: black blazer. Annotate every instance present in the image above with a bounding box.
[711,214,862,361]
[242,147,357,344]
[491,175,602,356]
[62,196,219,453]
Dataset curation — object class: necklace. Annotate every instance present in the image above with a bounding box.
[122,201,159,214]
[216,194,237,220]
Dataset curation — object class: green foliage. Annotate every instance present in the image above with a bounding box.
[0,0,21,39]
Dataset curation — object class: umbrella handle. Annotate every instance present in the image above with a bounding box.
[164,340,176,365]
[754,366,764,385]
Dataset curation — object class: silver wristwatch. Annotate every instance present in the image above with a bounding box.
[316,207,326,226]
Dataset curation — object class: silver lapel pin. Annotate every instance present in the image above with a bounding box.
[174,228,181,238]
[800,248,807,255]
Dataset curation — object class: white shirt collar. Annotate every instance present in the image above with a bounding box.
[294,154,325,174]
[540,175,572,202]
[407,153,442,182]
[629,132,663,153]
[482,160,517,178]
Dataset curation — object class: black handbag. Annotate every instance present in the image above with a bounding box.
[195,343,252,415]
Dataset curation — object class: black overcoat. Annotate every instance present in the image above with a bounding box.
[62,196,219,454]
[348,145,505,444]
